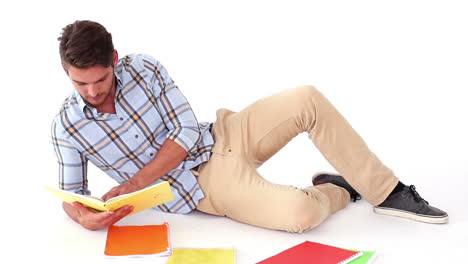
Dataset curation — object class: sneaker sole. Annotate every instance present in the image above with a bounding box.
[311,172,362,202]
[311,171,341,184]
[374,206,449,224]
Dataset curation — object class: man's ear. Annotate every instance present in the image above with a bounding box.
[113,50,119,67]
[62,63,69,75]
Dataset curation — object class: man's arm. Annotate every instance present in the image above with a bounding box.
[51,119,133,230]
[68,137,184,229]
[102,57,201,201]
[102,138,188,200]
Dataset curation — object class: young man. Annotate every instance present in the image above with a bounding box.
[51,20,448,232]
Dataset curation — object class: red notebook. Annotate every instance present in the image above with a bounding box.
[257,241,363,264]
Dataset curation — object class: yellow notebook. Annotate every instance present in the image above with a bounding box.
[167,248,235,264]
[45,181,174,215]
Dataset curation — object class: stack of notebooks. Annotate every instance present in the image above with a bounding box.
[104,223,236,263]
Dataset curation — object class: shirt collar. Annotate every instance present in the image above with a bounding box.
[76,93,106,120]
[75,89,89,113]
[114,61,124,86]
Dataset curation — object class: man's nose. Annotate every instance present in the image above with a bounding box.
[87,85,99,97]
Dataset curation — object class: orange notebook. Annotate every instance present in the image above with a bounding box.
[104,223,171,257]
[256,241,363,264]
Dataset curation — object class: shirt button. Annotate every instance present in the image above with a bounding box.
[149,153,154,156]
[120,117,124,121]
[135,135,139,139]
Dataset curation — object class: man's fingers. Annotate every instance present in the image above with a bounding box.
[70,201,133,229]
[101,206,134,227]
[71,202,106,217]
[102,187,119,202]
[101,191,112,202]
[71,202,88,215]
[71,201,85,209]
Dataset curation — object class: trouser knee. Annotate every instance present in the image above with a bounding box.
[293,85,321,100]
[282,194,329,233]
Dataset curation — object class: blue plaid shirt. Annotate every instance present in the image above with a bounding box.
[51,54,214,214]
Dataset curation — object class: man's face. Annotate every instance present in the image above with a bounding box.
[65,64,115,108]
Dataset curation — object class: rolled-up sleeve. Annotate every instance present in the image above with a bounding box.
[50,118,90,195]
[144,57,201,152]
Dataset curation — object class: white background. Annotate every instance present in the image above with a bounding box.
[1,0,467,263]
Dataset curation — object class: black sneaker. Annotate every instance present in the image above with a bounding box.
[312,172,361,202]
[374,185,448,224]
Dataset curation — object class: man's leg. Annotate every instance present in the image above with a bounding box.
[196,152,350,232]
[196,85,398,231]
[234,85,398,205]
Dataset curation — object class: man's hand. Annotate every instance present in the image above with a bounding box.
[68,202,133,231]
[102,180,141,202]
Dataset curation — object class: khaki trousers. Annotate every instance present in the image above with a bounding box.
[194,86,399,233]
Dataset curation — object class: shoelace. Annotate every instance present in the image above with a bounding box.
[409,185,428,204]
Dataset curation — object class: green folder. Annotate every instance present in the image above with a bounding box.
[344,249,377,264]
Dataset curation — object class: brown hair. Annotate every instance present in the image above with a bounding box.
[58,20,114,68]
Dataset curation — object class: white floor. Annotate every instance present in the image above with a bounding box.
[23,208,468,263]
[9,134,468,263]
[1,1,467,263]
